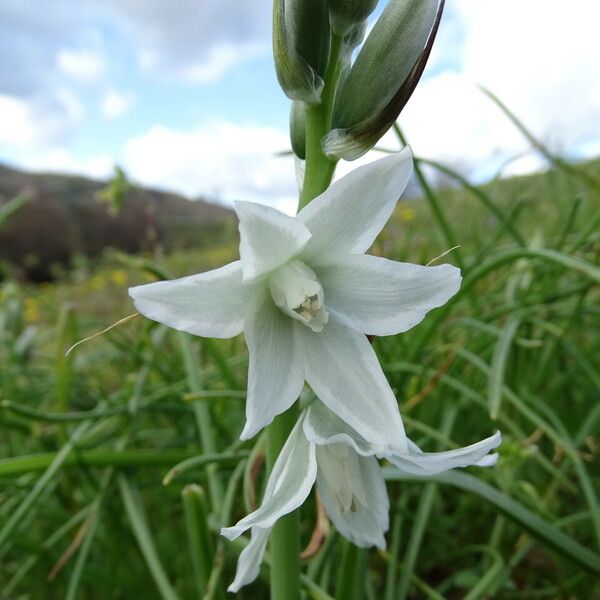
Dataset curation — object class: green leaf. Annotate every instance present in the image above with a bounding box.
[118,474,181,600]
[383,468,600,575]
[0,194,28,228]
[488,317,520,419]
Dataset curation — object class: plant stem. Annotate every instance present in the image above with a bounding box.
[298,33,343,210]
[335,540,360,600]
[266,405,301,600]
[266,31,345,600]
[299,105,337,209]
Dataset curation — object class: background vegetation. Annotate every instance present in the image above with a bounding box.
[0,111,599,599]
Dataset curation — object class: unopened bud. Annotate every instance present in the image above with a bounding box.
[328,0,379,37]
[325,0,443,160]
[290,101,306,159]
[273,0,331,104]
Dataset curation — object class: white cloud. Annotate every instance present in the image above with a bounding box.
[98,0,272,82]
[56,48,107,84]
[122,120,297,212]
[20,148,114,180]
[0,88,84,148]
[175,42,268,83]
[101,88,136,119]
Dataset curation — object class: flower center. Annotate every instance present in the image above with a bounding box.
[316,443,369,514]
[268,259,328,332]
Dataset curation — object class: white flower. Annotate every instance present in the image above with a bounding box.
[129,148,461,452]
[221,400,501,592]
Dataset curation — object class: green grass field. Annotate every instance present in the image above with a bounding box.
[1,120,599,598]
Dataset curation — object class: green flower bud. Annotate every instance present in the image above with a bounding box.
[290,101,306,159]
[328,0,379,36]
[325,0,443,160]
[273,0,331,104]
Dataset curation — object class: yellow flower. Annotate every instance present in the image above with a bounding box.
[110,270,128,286]
[24,297,41,323]
[398,206,416,223]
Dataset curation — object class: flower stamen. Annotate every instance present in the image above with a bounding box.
[269,260,329,332]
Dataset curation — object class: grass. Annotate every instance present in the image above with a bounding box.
[0,114,599,598]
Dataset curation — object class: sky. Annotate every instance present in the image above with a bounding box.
[0,0,599,213]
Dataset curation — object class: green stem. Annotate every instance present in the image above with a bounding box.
[266,406,300,600]
[298,33,343,210]
[178,332,224,508]
[266,30,345,599]
[335,540,360,600]
[0,449,242,477]
[299,105,337,209]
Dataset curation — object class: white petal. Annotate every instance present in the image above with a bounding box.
[129,261,261,338]
[241,299,305,440]
[221,417,317,539]
[227,527,270,593]
[297,316,407,454]
[318,254,461,336]
[235,201,311,281]
[391,431,502,476]
[303,400,375,457]
[297,149,413,265]
[317,451,389,549]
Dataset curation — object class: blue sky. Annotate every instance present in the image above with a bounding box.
[0,1,599,212]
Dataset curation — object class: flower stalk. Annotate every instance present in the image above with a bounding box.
[269,31,345,596]
[266,405,301,600]
[298,32,343,210]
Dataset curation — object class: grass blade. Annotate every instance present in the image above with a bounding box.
[383,468,600,574]
[488,317,519,419]
[118,474,180,600]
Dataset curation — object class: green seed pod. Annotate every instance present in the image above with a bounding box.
[325,0,443,160]
[273,0,331,104]
[290,101,306,159]
[328,0,379,36]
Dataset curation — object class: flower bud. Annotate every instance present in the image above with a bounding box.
[328,0,379,37]
[290,101,306,159]
[325,0,444,160]
[273,0,331,104]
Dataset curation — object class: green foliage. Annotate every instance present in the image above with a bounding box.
[0,136,599,598]
[96,166,132,216]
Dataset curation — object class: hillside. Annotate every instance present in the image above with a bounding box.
[0,164,235,281]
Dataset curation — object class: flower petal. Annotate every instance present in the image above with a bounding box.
[235,201,312,281]
[390,431,502,476]
[241,300,305,440]
[316,450,389,548]
[304,400,375,456]
[227,527,271,593]
[318,254,461,336]
[221,417,317,539]
[297,148,413,265]
[297,316,407,454]
[129,261,261,338]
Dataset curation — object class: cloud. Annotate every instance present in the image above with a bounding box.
[0,88,84,147]
[97,0,272,82]
[101,88,136,120]
[19,147,114,180]
[171,42,267,83]
[122,120,297,212]
[56,48,107,84]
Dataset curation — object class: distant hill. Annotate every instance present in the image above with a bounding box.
[0,164,235,281]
